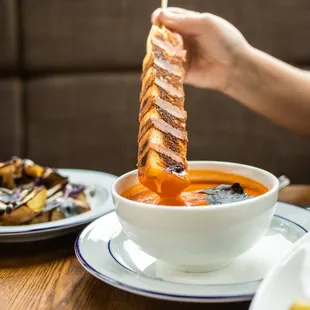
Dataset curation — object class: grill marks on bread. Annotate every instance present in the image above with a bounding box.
[137,26,190,196]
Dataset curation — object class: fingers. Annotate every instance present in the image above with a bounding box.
[161,7,199,15]
[152,7,197,21]
[151,8,162,26]
[151,7,206,36]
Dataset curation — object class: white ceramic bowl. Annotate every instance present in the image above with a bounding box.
[112,161,279,272]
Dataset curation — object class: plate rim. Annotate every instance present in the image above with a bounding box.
[75,234,257,302]
[0,169,117,235]
[107,214,308,279]
[74,202,310,303]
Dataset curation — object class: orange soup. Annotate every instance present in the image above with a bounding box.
[121,170,268,206]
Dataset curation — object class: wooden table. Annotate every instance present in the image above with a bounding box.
[1,186,309,310]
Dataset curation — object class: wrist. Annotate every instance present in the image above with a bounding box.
[222,44,257,97]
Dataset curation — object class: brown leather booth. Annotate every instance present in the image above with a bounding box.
[1,0,310,183]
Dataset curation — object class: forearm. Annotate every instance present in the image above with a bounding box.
[225,46,310,136]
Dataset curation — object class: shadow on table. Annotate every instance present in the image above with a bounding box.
[0,226,87,268]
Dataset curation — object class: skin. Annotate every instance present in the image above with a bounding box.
[152,8,310,137]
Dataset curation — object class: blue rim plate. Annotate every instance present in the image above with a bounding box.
[74,202,310,303]
[0,169,117,242]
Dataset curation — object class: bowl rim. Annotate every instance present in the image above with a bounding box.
[111,161,279,211]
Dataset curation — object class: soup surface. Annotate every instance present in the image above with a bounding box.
[121,170,268,206]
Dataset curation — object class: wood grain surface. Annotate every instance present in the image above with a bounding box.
[1,185,309,310]
[0,231,250,310]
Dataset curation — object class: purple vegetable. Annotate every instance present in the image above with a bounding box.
[65,184,85,198]
[34,177,48,187]
[11,188,22,201]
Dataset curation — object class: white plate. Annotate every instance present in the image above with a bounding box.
[75,202,310,303]
[250,229,310,310]
[0,169,117,242]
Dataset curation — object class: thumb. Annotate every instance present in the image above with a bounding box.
[152,8,206,36]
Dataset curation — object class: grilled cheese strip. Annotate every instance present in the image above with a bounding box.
[137,25,190,198]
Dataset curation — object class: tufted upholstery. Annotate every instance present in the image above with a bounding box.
[1,0,310,182]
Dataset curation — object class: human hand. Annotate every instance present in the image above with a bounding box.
[152,7,250,91]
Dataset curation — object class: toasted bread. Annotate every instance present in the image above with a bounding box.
[137,25,189,197]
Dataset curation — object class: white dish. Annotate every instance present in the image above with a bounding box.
[75,202,310,303]
[112,161,279,272]
[0,169,117,242]
[250,229,310,310]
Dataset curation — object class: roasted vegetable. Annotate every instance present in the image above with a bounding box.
[27,197,90,224]
[23,160,45,178]
[0,187,47,225]
[0,157,91,225]
[0,161,16,189]
[26,212,49,224]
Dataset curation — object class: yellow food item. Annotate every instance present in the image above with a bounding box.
[26,188,47,212]
[1,188,47,225]
[0,157,91,225]
[290,301,310,310]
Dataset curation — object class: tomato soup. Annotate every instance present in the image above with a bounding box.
[121,170,268,206]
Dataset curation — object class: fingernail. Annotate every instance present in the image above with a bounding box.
[151,8,163,25]
[161,10,179,23]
